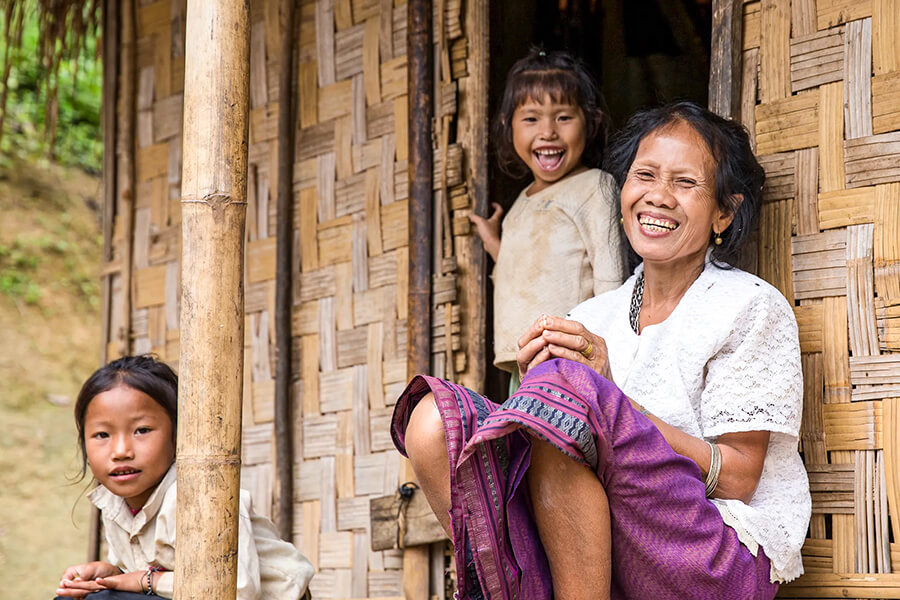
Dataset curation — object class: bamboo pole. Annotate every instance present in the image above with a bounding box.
[116,0,136,359]
[177,1,251,598]
[274,0,297,541]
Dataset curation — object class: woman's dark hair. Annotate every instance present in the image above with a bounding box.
[493,48,610,178]
[73,354,178,480]
[604,101,765,267]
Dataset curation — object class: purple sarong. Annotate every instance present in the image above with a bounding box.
[391,359,779,600]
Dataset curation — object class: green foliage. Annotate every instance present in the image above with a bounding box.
[0,3,102,173]
[0,241,42,304]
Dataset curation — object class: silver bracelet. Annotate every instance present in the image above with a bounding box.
[704,441,721,497]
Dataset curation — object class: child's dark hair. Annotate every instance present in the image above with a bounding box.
[493,48,610,178]
[74,354,178,480]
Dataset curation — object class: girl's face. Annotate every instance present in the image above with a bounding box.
[511,94,587,194]
[620,121,734,274]
[83,384,175,510]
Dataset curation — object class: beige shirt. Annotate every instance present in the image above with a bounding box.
[90,466,314,599]
[492,168,624,372]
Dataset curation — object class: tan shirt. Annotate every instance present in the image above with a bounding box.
[492,168,624,372]
[90,466,314,599]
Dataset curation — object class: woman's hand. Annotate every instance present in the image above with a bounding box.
[94,570,148,594]
[516,315,612,381]
[469,202,504,261]
[56,561,121,597]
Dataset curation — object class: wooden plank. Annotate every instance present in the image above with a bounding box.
[824,400,883,450]
[819,81,846,193]
[247,237,276,283]
[318,79,354,122]
[709,0,744,118]
[364,16,382,105]
[817,0,874,29]
[755,92,819,154]
[819,187,877,229]
[370,491,447,551]
[743,1,761,50]
[759,0,791,102]
[316,0,336,86]
[779,573,900,597]
[795,303,825,353]
[824,296,853,403]
[741,48,760,148]
[299,61,318,128]
[134,265,167,308]
[759,199,794,302]
[844,18,874,140]
[872,71,900,135]
[792,0,818,36]
[790,27,845,92]
[844,131,900,188]
[873,0,900,74]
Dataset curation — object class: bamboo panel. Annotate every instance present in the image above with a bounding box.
[791,27,845,92]
[846,224,880,356]
[824,296,853,403]
[850,355,900,400]
[818,81,846,192]
[818,187,876,229]
[874,183,900,306]
[823,401,883,450]
[796,304,825,352]
[844,19,874,140]
[756,92,819,154]
[872,71,900,135]
[844,130,900,188]
[792,229,847,299]
[808,463,855,513]
[873,0,900,75]
[817,0,874,29]
[759,151,796,201]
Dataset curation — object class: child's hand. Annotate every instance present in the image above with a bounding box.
[95,570,148,594]
[469,202,504,261]
[56,561,120,597]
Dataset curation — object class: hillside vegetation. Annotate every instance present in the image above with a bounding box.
[0,158,102,599]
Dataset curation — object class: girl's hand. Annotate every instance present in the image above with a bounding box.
[95,570,148,594]
[517,315,612,381]
[56,561,120,597]
[469,202,504,261]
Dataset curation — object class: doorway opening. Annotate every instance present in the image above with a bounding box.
[483,0,713,399]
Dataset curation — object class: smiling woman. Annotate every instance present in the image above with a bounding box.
[393,101,810,600]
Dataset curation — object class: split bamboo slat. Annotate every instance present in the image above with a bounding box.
[102,0,480,597]
[742,0,900,595]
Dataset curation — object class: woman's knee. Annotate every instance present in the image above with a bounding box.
[404,393,447,469]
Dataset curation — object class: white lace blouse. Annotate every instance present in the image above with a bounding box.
[567,261,811,583]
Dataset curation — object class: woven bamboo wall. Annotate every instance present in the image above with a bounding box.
[739,0,900,596]
[103,0,477,597]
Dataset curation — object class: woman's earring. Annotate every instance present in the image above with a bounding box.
[619,216,624,225]
[714,231,723,246]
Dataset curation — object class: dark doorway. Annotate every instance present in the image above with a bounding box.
[483,0,712,399]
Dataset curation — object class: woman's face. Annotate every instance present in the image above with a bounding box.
[620,121,734,274]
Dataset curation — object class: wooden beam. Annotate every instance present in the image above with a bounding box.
[370,490,448,551]
[177,1,250,598]
[709,0,744,118]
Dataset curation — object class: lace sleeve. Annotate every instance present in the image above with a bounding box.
[700,287,803,438]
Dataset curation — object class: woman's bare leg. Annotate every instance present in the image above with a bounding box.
[528,438,612,600]
[403,392,452,535]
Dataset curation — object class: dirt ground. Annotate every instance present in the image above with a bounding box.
[0,158,102,599]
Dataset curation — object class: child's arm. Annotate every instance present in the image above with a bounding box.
[468,202,504,261]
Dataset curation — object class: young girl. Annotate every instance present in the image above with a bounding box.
[55,355,314,600]
[469,49,624,385]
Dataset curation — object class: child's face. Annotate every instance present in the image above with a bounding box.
[511,94,587,194]
[83,384,175,510]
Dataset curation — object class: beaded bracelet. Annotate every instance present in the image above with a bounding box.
[146,566,163,596]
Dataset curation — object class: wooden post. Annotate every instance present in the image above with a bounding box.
[709,0,744,119]
[91,0,120,562]
[177,1,250,598]
[274,0,297,540]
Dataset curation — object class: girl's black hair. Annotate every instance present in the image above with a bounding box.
[73,354,178,481]
[493,48,610,178]
[604,101,765,268]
